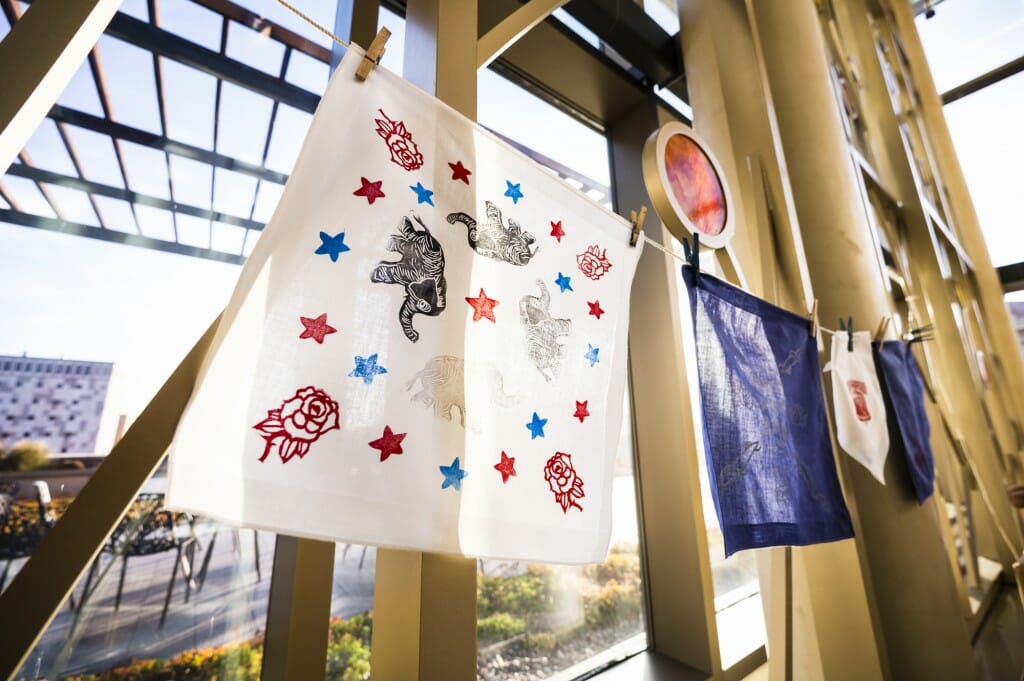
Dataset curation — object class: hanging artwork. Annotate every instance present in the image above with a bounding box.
[875,341,935,504]
[831,331,889,484]
[641,121,734,249]
[165,46,643,565]
[681,267,854,556]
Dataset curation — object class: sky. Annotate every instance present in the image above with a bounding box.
[0,1,1020,454]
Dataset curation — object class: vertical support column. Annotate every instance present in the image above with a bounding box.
[678,3,884,679]
[610,103,719,676]
[261,537,336,681]
[751,2,975,679]
[369,2,479,680]
[331,0,380,68]
[0,0,122,174]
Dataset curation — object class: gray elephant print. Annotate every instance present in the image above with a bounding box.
[405,356,516,427]
[519,280,572,382]
[370,214,447,343]
[446,200,538,266]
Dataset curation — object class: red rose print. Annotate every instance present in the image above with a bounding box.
[846,380,871,422]
[577,244,612,280]
[544,452,585,513]
[253,386,340,463]
[374,109,424,171]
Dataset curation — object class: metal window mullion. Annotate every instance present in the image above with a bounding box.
[149,0,181,244]
[86,47,143,235]
[15,150,66,221]
[53,120,107,227]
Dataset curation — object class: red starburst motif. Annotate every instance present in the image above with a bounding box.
[448,160,472,184]
[577,244,612,280]
[587,301,604,319]
[253,386,340,463]
[353,177,385,204]
[494,451,516,483]
[374,109,423,171]
[299,313,337,344]
[465,288,499,323]
[550,220,565,243]
[368,425,406,462]
[574,400,590,423]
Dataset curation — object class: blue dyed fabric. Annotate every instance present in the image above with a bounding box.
[682,267,854,556]
[875,341,935,504]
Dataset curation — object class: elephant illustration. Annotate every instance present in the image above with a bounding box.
[405,356,517,427]
[519,280,572,382]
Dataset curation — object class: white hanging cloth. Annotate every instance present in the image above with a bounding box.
[830,330,889,483]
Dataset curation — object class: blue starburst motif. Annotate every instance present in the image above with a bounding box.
[504,180,524,204]
[409,182,434,206]
[439,457,468,491]
[315,231,351,262]
[526,412,548,439]
[554,272,573,293]
[584,344,600,367]
[349,353,388,385]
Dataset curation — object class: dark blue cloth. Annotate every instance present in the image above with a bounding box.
[875,341,935,504]
[682,267,854,556]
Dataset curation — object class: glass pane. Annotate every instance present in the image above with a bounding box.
[941,71,1024,268]
[327,543,376,680]
[915,0,1024,93]
[475,65,646,681]
[476,396,646,680]
[1007,291,1024,354]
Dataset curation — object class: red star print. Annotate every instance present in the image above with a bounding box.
[448,160,472,184]
[353,177,385,204]
[465,288,499,322]
[368,425,406,462]
[550,220,565,242]
[298,313,337,344]
[587,300,605,319]
[494,451,516,483]
[574,400,590,423]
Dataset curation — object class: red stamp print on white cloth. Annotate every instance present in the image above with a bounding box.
[576,244,612,280]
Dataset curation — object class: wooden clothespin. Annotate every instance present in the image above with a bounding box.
[682,232,701,283]
[355,27,391,81]
[808,299,819,338]
[629,205,647,247]
[839,316,854,351]
[873,316,890,343]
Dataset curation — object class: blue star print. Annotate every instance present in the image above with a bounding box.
[315,231,351,262]
[410,182,434,206]
[349,353,388,385]
[555,272,573,293]
[584,344,600,367]
[526,412,548,439]
[440,457,468,491]
[504,180,524,204]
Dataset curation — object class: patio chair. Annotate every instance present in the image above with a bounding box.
[0,483,55,592]
[80,493,195,627]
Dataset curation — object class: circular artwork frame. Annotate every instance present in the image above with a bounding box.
[641,121,734,249]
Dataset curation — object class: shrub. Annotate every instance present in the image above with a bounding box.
[583,547,640,586]
[0,441,50,472]
[583,579,643,628]
[477,565,556,618]
[477,612,526,641]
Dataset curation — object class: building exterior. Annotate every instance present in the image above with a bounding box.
[0,355,113,454]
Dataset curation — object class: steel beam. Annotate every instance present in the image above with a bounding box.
[103,12,320,113]
[5,163,265,232]
[0,208,246,265]
[48,105,290,186]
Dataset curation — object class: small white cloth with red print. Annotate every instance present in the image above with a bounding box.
[165,47,642,564]
[830,330,889,483]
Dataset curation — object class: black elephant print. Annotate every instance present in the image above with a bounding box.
[446,200,538,266]
[519,280,572,382]
[371,215,447,343]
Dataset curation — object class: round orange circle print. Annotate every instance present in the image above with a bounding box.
[662,133,727,236]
